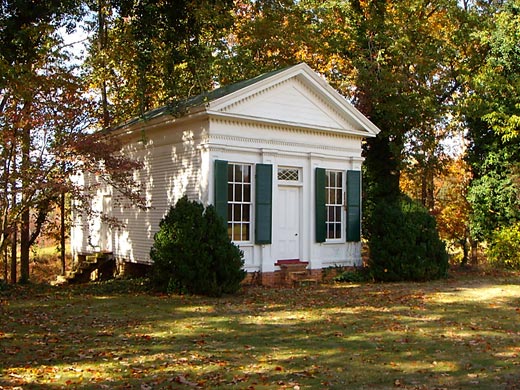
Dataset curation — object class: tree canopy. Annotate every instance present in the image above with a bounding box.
[2,0,519,281]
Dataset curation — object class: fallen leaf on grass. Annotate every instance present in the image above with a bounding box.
[175,375,198,387]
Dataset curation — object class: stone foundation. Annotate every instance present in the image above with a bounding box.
[117,260,151,278]
[242,268,325,287]
[115,260,356,287]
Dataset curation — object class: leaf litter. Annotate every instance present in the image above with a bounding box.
[1,272,519,389]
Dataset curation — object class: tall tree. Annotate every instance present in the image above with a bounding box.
[85,0,234,126]
[0,0,145,282]
[465,0,520,242]
[1,0,79,282]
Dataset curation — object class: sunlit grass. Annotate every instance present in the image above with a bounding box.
[1,273,519,389]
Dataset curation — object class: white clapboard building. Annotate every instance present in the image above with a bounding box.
[71,63,380,284]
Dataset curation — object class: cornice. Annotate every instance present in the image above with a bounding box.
[207,133,361,157]
[208,113,370,139]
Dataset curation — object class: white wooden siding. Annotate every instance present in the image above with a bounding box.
[72,121,207,264]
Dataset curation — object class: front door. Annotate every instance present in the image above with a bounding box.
[277,186,301,260]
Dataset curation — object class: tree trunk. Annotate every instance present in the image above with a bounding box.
[10,226,17,284]
[98,0,110,128]
[20,210,30,283]
[20,123,30,284]
[426,169,435,212]
[460,238,469,267]
[470,239,478,265]
[3,245,7,282]
[60,191,66,275]
[421,166,435,211]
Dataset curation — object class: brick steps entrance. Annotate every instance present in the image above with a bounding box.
[275,260,318,286]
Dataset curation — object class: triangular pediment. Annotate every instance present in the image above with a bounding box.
[207,63,380,137]
[112,63,380,138]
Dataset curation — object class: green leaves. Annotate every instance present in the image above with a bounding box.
[486,222,520,269]
[150,196,245,297]
[85,0,234,125]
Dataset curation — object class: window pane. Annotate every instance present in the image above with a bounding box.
[235,184,242,201]
[234,204,242,221]
[234,165,242,182]
[232,225,241,241]
[228,165,234,181]
[243,166,251,183]
[243,183,251,202]
[328,207,335,222]
[228,184,233,201]
[327,224,334,238]
[242,224,250,241]
[243,205,250,222]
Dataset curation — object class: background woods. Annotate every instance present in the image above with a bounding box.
[1,0,519,282]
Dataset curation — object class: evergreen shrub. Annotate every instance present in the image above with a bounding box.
[367,196,448,282]
[486,222,520,270]
[150,196,245,296]
[334,267,372,283]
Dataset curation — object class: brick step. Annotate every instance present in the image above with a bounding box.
[293,278,318,287]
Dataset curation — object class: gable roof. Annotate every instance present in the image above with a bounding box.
[116,63,380,137]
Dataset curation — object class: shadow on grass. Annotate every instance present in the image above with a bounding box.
[1,275,520,389]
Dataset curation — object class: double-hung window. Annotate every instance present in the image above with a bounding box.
[325,170,344,240]
[227,163,252,242]
[215,160,272,245]
[316,168,361,243]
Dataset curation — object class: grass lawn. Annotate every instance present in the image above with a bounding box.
[1,271,519,389]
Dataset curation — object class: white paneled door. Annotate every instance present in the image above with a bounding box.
[277,186,301,260]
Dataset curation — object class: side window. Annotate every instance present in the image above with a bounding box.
[325,170,344,240]
[227,163,252,241]
[316,168,361,243]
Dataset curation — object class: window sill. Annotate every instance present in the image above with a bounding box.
[234,242,253,247]
[323,239,346,245]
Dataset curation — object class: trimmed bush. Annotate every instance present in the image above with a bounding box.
[486,222,520,270]
[367,196,448,282]
[150,197,245,296]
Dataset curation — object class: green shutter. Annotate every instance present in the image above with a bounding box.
[346,170,361,242]
[315,168,326,243]
[255,164,272,244]
[214,160,228,222]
